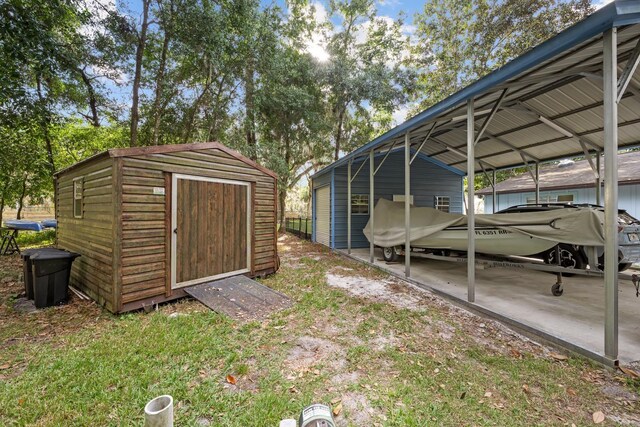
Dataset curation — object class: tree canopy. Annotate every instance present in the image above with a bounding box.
[0,0,593,221]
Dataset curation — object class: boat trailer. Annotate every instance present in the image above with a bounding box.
[405,248,640,298]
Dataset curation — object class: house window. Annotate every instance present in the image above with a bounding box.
[392,194,414,204]
[435,196,450,212]
[73,178,83,218]
[557,194,574,203]
[526,194,574,204]
[351,194,369,215]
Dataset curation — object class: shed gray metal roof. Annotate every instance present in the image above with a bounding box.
[476,149,640,195]
[313,0,640,178]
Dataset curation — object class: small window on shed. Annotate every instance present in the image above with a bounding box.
[73,178,83,218]
[435,196,450,212]
[351,194,369,215]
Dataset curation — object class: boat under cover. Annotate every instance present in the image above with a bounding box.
[363,199,606,257]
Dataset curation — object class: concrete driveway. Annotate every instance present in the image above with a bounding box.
[345,248,640,364]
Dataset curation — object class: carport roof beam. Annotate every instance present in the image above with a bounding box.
[482,132,541,162]
[410,122,437,165]
[513,102,602,152]
[579,140,601,179]
[617,36,640,102]
[374,141,399,176]
[350,156,368,183]
[474,89,508,146]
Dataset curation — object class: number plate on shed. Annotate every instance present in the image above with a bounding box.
[628,233,639,242]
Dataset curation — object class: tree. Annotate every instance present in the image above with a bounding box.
[256,44,331,228]
[0,0,116,195]
[322,0,415,159]
[411,0,593,110]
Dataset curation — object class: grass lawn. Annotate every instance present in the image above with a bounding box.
[15,229,56,249]
[0,235,639,426]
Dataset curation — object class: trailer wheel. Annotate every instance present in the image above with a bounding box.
[551,283,564,296]
[382,247,399,262]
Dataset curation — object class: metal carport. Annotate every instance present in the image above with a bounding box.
[316,0,640,365]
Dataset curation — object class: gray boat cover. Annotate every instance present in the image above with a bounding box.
[363,198,605,248]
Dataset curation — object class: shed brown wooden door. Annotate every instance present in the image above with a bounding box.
[173,176,250,288]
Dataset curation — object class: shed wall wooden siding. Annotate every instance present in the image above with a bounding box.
[312,150,464,249]
[118,148,277,308]
[56,158,116,311]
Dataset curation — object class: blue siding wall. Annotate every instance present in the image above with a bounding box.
[331,151,464,249]
[484,184,640,219]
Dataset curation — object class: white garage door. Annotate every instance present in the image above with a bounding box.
[315,186,330,247]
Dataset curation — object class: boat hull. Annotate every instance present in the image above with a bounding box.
[410,227,558,256]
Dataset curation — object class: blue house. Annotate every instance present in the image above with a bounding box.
[477,151,640,218]
[310,149,464,249]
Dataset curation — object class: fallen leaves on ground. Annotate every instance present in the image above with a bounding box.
[619,366,640,378]
[225,374,237,385]
[592,411,605,424]
[550,352,569,361]
[332,402,342,416]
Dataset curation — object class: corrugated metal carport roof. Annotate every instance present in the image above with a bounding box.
[314,0,640,176]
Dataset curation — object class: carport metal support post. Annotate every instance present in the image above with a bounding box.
[603,28,619,360]
[596,154,601,205]
[369,149,375,263]
[405,132,411,277]
[347,160,352,254]
[535,163,540,204]
[467,98,476,303]
[492,169,497,213]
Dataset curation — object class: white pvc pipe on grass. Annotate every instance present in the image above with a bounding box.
[144,395,173,427]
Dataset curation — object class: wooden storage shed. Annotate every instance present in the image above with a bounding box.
[54,142,279,313]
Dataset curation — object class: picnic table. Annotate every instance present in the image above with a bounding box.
[0,219,55,255]
[0,227,20,255]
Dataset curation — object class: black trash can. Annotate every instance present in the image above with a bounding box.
[20,248,63,300]
[30,249,80,308]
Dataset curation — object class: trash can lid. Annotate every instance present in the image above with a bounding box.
[30,249,80,260]
[20,247,66,259]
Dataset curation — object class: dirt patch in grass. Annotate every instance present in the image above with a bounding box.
[336,391,382,427]
[285,335,346,372]
[325,271,424,311]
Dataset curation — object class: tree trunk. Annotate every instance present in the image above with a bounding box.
[36,75,56,185]
[151,18,171,145]
[16,174,28,220]
[79,68,100,127]
[130,0,151,147]
[334,107,346,161]
[0,193,5,225]
[182,80,211,144]
[244,60,257,160]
